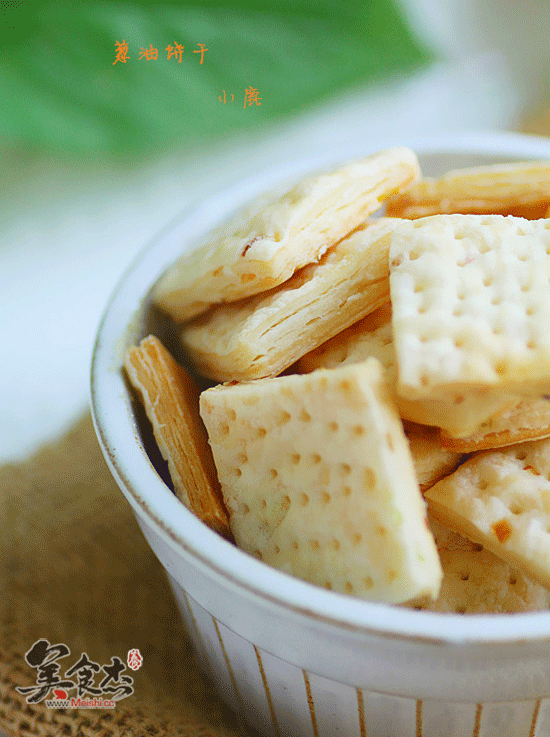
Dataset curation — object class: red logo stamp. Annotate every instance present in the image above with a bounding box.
[16,639,141,709]
[127,649,143,671]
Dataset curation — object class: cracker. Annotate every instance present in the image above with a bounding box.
[154,147,420,321]
[297,302,394,374]
[386,161,550,220]
[298,303,516,437]
[181,219,398,382]
[403,423,464,493]
[425,437,550,588]
[389,214,550,400]
[124,335,231,538]
[200,359,442,604]
[408,517,550,614]
[440,397,550,452]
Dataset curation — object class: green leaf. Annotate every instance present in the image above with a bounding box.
[0,1,433,158]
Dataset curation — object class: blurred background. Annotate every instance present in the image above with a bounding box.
[2,0,550,463]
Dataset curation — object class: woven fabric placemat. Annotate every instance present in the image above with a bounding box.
[0,412,245,737]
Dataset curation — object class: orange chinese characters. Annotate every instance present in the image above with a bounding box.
[139,45,158,61]
[193,43,208,64]
[243,87,261,108]
[166,43,184,63]
[219,90,235,104]
[113,40,130,65]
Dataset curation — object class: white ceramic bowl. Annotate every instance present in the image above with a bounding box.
[91,133,550,737]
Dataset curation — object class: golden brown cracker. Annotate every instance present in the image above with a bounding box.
[124,335,231,537]
[386,160,550,220]
[403,422,464,492]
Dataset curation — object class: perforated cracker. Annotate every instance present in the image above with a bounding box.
[440,397,550,452]
[389,214,550,400]
[154,147,420,321]
[200,359,442,604]
[425,437,550,588]
[181,219,398,382]
[124,335,231,537]
[298,302,516,437]
[386,160,550,220]
[408,517,550,614]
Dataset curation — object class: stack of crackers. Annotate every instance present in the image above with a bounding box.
[125,148,550,614]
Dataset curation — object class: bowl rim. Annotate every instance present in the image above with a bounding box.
[91,130,550,647]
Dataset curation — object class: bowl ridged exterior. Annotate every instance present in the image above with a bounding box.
[172,577,548,737]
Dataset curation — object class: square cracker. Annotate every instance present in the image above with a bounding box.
[181,219,398,382]
[386,160,550,220]
[389,214,550,400]
[408,516,550,614]
[425,437,550,589]
[200,359,442,604]
[154,147,420,321]
[298,303,516,438]
[440,397,550,452]
[124,335,231,538]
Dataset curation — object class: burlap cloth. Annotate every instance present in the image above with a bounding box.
[0,412,248,737]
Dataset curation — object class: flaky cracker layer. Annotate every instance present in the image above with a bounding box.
[124,335,231,538]
[155,147,420,321]
[386,160,550,220]
[181,219,398,382]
